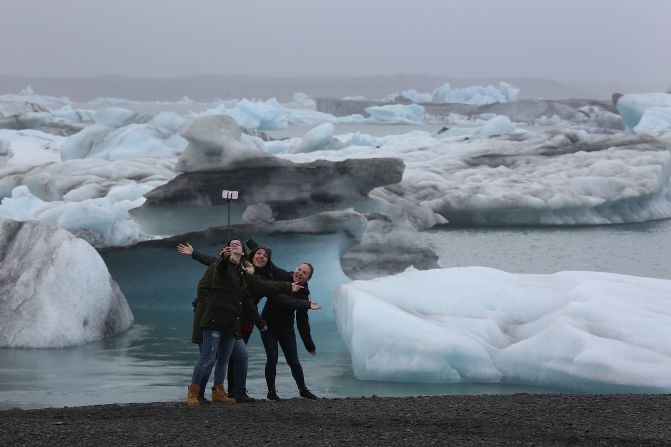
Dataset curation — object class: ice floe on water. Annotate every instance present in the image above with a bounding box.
[334,267,671,391]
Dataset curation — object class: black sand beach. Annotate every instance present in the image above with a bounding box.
[2,394,670,446]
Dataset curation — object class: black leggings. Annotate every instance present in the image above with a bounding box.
[227,330,252,392]
[260,326,305,390]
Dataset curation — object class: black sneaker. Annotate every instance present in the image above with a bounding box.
[198,394,211,405]
[299,387,317,400]
[233,389,256,403]
[267,389,282,401]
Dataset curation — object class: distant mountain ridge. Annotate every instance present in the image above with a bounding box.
[0,74,662,102]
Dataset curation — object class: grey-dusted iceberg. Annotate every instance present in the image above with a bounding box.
[0,218,133,348]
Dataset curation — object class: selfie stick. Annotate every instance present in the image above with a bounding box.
[221,189,239,242]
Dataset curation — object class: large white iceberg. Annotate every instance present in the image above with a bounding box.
[0,218,134,348]
[334,267,671,391]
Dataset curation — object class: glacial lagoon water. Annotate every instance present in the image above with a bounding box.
[2,220,671,409]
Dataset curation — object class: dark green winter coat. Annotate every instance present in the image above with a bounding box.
[191,265,214,344]
[197,255,292,339]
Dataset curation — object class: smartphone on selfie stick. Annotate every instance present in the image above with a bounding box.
[221,189,239,243]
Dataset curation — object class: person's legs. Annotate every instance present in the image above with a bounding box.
[196,343,211,403]
[188,329,221,406]
[212,335,235,386]
[228,339,256,402]
[227,330,252,392]
[260,328,280,392]
[276,327,306,389]
[230,339,249,392]
[191,329,221,386]
[209,334,235,404]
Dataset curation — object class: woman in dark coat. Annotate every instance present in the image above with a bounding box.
[256,258,320,401]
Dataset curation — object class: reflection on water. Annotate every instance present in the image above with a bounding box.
[2,220,671,409]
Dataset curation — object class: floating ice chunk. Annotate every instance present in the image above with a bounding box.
[478,115,515,136]
[633,108,671,135]
[225,98,288,130]
[397,89,433,103]
[60,109,187,161]
[364,104,425,124]
[176,114,269,172]
[0,90,71,118]
[433,82,519,105]
[386,82,519,105]
[242,202,274,223]
[334,267,671,391]
[0,183,151,246]
[94,108,140,127]
[616,93,671,131]
[289,123,344,154]
[0,218,134,348]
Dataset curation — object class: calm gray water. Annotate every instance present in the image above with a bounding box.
[2,221,670,409]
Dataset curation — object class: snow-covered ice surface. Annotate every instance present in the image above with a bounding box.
[334,267,671,392]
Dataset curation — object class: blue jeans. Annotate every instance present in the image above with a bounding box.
[196,337,249,391]
[191,329,234,387]
[260,326,305,390]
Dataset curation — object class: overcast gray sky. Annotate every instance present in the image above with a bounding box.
[2,0,669,85]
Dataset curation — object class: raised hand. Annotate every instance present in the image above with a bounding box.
[176,242,193,255]
[309,301,321,311]
[220,246,232,257]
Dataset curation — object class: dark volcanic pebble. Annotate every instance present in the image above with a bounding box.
[2,394,670,446]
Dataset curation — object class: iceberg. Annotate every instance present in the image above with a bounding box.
[616,93,671,132]
[388,82,520,105]
[0,218,134,348]
[288,123,344,154]
[334,267,671,391]
[0,155,175,246]
[61,108,187,161]
[364,104,425,124]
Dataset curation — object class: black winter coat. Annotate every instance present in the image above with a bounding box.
[261,267,316,353]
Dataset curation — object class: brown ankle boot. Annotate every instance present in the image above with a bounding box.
[187,383,200,407]
[212,384,236,404]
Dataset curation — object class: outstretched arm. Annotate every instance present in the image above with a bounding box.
[268,293,310,311]
[176,242,218,266]
[296,308,316,355]
[246,274,293,298]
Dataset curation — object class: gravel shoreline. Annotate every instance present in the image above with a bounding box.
[2,394,670,446]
